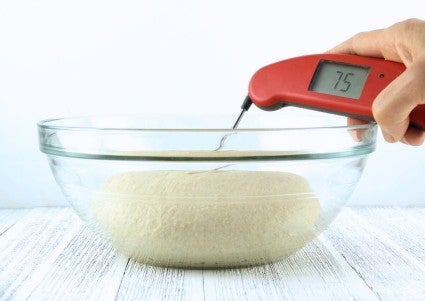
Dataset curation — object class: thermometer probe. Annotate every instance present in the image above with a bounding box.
[232,54,425,130]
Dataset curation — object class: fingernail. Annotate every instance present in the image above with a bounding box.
[401,137,409,145]
[382,131,396,143]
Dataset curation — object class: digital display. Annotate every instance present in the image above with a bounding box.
[309,60,370,99]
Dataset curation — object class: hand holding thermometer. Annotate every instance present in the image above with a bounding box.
[232,54,425,131]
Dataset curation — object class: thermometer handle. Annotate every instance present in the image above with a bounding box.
[248,54,425,131]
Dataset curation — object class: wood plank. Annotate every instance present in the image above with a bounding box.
[116,230,378,301]
[16,225,128,301]
[247,237,378,301]
[353,207,425,264]
[396,208,425,227]
[0,208,81,300]
[116,260,204,301]
[0,209,30,236]
[326,208,425,301]
[0,207,424,301]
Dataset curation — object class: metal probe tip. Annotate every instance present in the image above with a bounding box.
[232,96,252,129]
[232,109,246,129]
[214,96,253,151]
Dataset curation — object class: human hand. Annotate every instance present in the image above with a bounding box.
[328,18,425,145]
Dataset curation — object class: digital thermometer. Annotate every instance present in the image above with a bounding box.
[238,54,425,130]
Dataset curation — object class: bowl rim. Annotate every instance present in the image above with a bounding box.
[37,115,378,161]
[37,116,377,132]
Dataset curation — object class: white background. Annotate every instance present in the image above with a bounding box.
[0,0,424,208]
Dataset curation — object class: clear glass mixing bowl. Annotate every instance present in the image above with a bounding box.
[37,112,377,268]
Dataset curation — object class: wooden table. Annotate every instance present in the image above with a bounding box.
[1,207,424,300]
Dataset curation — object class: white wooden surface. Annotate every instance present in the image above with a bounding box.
[0,207,424,301]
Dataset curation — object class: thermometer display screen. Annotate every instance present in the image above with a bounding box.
[309,60,370,99]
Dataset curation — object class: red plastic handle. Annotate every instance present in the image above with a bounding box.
[248,54,425,130]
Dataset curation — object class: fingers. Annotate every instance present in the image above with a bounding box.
[329,19,425,146]
[372,56,425,144]
[346,117,370,142]
[402,127,425,146]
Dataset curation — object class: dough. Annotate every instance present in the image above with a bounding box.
[91,170,321,268]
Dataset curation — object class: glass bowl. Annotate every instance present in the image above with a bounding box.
[37,113,377,268]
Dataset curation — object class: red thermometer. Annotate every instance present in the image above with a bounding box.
[234,54,425,130]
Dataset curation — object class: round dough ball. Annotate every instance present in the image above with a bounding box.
[91,170,321,268]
